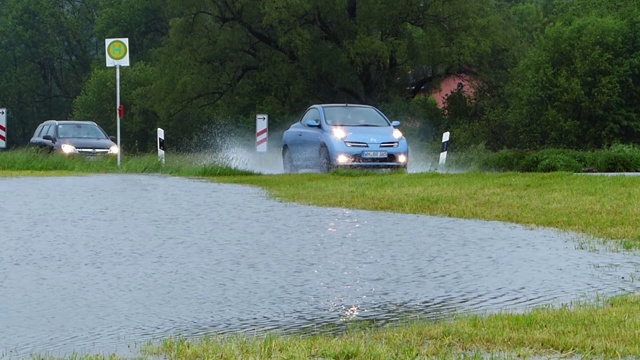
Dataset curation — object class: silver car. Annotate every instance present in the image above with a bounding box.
[29,120,119,156]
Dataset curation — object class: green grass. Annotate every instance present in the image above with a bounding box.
[3,149,640,359]
[23,293,640,360]
[0,148,255,177]
[136,295,640,359]
[212,171,640,249]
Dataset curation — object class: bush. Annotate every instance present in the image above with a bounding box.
[427,144,640,173]
[594,144,640,172]
[518,149,585,172]
[478,149,528,172]
[443,143,491,171]
[536,154,583,172]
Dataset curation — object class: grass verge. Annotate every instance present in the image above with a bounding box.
[136,295,640,359]
[211,170,640,250]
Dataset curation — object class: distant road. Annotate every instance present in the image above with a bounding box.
[578,172,640,176]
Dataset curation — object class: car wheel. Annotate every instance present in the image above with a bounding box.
[282,147,297,174]
[319,146,333,173]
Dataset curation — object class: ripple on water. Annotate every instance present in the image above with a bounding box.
[0,174,638,358]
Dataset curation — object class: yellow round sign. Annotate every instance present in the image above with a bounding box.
[107,40,128,61]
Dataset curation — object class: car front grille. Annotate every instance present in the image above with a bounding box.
[351,154,397,163]
[345,141,399,148]
[77,148,110,155]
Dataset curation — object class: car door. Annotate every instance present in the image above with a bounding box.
[296,108,323,164]
[30,124,55,150]
[29,124,45,146]
[41,124,57,150]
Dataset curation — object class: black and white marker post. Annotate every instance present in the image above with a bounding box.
[157,128,165,165]
[439,131,450,167]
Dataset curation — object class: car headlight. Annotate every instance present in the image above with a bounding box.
[336,154,351,164]
[61,144,77,154]
[332,127,347,140]
[109,145,119,154]
[393,129,403,140]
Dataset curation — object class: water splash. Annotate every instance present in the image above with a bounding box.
[186,124,466,174]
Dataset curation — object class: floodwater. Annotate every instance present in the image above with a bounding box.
[1,175,639,358]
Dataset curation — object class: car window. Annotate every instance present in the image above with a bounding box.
[324,106,389,127]
[33,125,44,137]
[301,108,320,126]
[58,124,108,139]
[41,125,54,137]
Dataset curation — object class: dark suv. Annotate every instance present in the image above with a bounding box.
[29,120,119,156]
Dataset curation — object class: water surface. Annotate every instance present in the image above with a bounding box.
[1,175,638,358]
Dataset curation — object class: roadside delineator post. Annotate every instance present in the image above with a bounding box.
[256,114,268,153]
[439,131,450,166]
[0,108,7,150]
[157,128,165,165]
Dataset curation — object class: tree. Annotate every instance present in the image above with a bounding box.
[504,0,640,149]
[143,0,509,149]
[74,63,161,153]
[0,0,101,146]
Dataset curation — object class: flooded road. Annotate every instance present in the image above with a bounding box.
[1,175,639,358]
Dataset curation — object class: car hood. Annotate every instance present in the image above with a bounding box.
[339,126,398,143]
[60,138,115,149]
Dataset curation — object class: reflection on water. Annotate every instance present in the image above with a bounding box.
[0,175,638,358]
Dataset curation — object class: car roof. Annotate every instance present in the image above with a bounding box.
[40,120,99,126]
[313,104,374,108]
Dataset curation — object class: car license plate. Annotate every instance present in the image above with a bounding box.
[362,150,387,158]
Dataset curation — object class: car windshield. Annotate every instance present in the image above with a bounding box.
[58,124,107,139]
[323,106,390,127]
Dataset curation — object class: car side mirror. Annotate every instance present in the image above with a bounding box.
[110,136,116,142]
[306,119,321,128]
[43,135,56,143]
[391,121,401,128]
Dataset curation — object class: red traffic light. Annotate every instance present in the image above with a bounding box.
[118,104,124,119]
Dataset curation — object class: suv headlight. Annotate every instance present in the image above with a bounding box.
[61,144,77,154]
[109,145,119,154]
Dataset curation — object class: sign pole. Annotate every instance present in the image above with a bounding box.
[116,65,121,167]
[105,37,130,167]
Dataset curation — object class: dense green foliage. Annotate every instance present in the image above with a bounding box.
[0,0,639,153]
[445,143,640,173]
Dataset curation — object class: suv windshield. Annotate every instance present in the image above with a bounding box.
[58,124,107,139]
[323,106,390,127]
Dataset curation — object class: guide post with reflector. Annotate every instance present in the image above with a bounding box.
[256,114,268,153]
[157,128,165,165]
[439,131,450,166]
[0,108,6,149]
